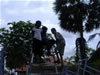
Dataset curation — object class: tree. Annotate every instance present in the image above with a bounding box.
[54,0,100,61]
[88,33,100,49]
[88,33,100,70]
[75,37,87,62]
[0,21,34,70]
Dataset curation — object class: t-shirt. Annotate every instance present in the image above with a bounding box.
[32,27,42,41]
[55,32,65,44]
[41,32,47,41]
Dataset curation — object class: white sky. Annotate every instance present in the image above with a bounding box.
[0,0,100,58]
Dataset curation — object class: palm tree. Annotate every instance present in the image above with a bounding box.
[54,0,100,61]
[88,33,100,65]
[75,37,87,62]
[88,33,100,49]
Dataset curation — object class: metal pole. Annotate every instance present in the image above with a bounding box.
[83,59,88,75]
[77,62,81,75]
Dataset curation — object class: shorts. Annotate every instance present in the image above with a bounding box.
[56,42,65,55]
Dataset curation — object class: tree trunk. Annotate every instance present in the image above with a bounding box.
[80,29,86,60]
[79,11,86,60]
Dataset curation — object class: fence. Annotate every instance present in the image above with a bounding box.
[76,59,100,75]
[26,51,100,75]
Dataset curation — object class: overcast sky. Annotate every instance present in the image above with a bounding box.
[0,0,100,58]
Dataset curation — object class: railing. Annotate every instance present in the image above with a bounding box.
[76,59,100,75]
[26,53,100,75]
[62,59,100,75]
[62,65,76,75]
[26,50,33,75]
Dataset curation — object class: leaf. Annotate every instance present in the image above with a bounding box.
[88,33,97,41]
[99,33,100,37]
[97,41,100,49]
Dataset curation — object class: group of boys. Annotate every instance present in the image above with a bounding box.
[32,20,65,66]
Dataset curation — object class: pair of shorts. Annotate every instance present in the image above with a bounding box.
[56,42,65,55]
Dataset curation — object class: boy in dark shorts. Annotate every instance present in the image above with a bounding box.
[32,20,43,62]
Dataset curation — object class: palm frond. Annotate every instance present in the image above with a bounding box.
[88,33,98,41]
[97,41,100,49]
[99,33,100,37]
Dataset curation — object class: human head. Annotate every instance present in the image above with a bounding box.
[35,20,41,28]
[51,28,56,34]
[42,26,48,33]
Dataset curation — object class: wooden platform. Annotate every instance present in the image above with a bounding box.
[31,62,63,73]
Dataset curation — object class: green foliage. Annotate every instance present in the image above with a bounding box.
[86,47,95,57]
[65,56,76,64]
[91,60,100,70]
[88,33,99,41]
[68,64,78,72]
[88,59,100,71]
[88,33,100,49]
[88,47,100,71]
[47,33,54,40]
[89,47,100,62]
[0,21,34,69]
[54,0,100,61]
[65,47,95,64]
[54,0,100,33]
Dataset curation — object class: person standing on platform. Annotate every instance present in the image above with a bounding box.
[32,20,43,62]
[51,28,65,66]
[41,26,56,56]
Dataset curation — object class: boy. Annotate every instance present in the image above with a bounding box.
[41,26,55,56]
[51,28,65,66]
[32,20,43,62]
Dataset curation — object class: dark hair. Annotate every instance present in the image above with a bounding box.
[42,26,48,30]
[35,20,41,25]
[51,28,56,31]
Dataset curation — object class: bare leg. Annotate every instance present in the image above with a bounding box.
[55,50,60,63]
[60,54,64,66]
